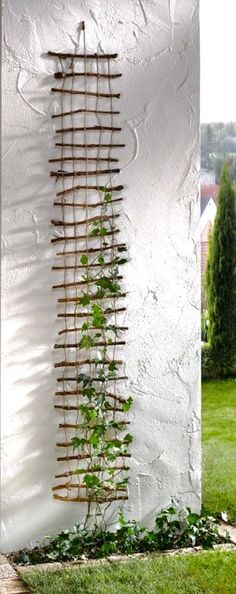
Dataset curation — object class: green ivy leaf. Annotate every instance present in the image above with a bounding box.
[79,294,90,306]
[83,475,101,488]
[80,254,88,266]
[107,325,119,336]
[108,362,118,372]
[100,226,109,236]
[104,193,112,202]
[79,335,94,349]
[91,304,106,328]
[70,437,87,451]
[77,373,92,387]
[122,396,133,412]
[124,433,133,445]
[97,255,105,265]
[115,258,128,265]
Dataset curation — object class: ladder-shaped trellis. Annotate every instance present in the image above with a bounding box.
[48,23,132,512]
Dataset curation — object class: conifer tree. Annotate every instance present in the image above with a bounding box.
[206,163,236,372]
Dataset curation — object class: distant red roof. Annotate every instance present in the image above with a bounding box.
[201,184,219,201]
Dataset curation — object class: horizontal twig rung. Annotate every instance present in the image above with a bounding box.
[55,143,125,149]
[56,436,130,446]
[53,494,128,503]
[52,276,123,290]
[51,88,120,99]
[54,72,121,79]
[52,483,127,492]
[57,307,126,318]
[52,109,120,118]
[51,229,119,243]
[47,50,118,59]
[55,465,128,478]
[57,453,131,462]
[56,185,123,197]
[58,422,128,430]
[51,168,120,178]
[58,325,128,335]
[54,198,123,208]
[54,359,123,368]
[49,157,119,163]
[56,375,128,382]
[54,404,124,412]
[55,126,121,134]
[57,293,126,303]
[55,242,125,256]
[51,213,119,226]
[54,341,126,348]
[55,391,126,404]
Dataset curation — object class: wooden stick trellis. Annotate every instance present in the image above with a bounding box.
[49,22,132,514]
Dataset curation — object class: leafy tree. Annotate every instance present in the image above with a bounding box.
[201,122,236,181]
[206,163,236,373]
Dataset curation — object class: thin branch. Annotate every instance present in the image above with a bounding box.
[51,88,120,99]
[54,198,123,208]
[53,494,128,503]
[49,156,119,163]
[51,167,120,178]
[51,229,120,243]
[54,404,124,412]
[51,213,119,226]
[54,359,123,368]
[52,275,123,289]
[52,483,126,491]
[55,126,121,134]
[58,325,128,335]
[55,390,126,404]
[55,143,125,149]
[58,422,129,430]
[54,340,126,348]
[56,184,123,196]
[56,375,128,382]
[57,293,126,303]
[47,50,118,59]
[55,241,125,256]
[52,109,120,119]
[57,307,126,318]
[57,453,131,462]
[56,436,131,446]
[54,72,121,79]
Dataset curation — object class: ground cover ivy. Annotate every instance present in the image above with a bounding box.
[11,506,229,566]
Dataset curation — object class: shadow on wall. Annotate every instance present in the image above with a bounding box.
[1,72,93,551]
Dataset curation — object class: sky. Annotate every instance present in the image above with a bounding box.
[200,0,236,123]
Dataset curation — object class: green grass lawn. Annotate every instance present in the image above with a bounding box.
[22,550,236,594]
[202,379,236,524]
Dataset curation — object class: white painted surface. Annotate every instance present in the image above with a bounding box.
[200,198,216,241]
[1,0,200,552]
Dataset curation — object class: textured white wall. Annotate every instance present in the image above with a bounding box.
[1,0,200,552]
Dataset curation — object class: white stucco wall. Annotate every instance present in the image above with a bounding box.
[1,0,200,552]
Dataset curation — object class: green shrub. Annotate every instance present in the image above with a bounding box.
[205,164,236,368]
[202,344,236,379]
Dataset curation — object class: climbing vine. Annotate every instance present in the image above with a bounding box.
[49,27,132,522]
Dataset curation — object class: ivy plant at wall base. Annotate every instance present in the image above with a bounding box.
[10,507,229,566]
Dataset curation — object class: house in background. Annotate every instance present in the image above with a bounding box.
[200,170,219,275]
